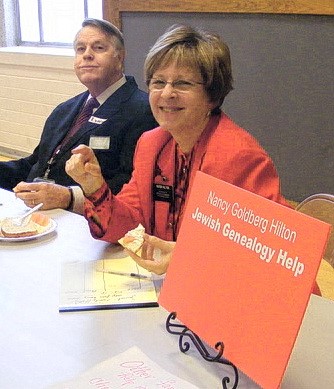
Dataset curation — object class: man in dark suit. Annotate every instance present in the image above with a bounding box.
[0,18,157,213]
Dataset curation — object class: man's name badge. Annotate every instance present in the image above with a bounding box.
[153,184,173,203]
[89,136,110,150]
[88,116,107,124]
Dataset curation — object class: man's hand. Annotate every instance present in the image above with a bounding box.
[65,144,104,196]
[126,234,176,275]
[13,182,71,210]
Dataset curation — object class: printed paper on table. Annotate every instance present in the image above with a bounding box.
[159,171,331,389]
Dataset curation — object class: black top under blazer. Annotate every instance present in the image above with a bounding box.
[0,76,157,194]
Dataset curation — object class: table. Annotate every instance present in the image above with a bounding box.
[1,189,334,389]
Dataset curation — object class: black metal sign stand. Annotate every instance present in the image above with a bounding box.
[166,312,239,389]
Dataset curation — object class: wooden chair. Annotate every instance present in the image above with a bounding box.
[296,193,334,267]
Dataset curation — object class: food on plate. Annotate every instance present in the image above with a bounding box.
[30,212,50,227]
[118,223,145,253]
[0,212,52,238]
[1,217,38,238]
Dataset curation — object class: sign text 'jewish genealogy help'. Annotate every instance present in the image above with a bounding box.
[192,191,305,277]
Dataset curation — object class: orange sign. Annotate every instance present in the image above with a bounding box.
[159,171,331,389]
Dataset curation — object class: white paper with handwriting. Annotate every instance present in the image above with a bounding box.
[48,346,199,388]
[59,258,158,311]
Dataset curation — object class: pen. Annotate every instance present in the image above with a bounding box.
[100,270,151,280]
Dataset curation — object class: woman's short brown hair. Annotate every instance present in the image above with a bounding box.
[144,24,233,110]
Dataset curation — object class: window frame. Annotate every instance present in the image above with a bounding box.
[15,0,96,47]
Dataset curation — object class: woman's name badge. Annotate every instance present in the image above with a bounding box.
[89,136,110,150]
[88,116,107,124]
[153,184,173,203]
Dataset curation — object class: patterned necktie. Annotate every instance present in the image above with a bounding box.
[66,97,100,140]
[46,97,100,176]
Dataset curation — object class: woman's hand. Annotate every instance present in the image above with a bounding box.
[126,234,176,275]
[65,145,104,196]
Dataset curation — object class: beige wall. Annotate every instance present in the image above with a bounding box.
[0,48,85,157]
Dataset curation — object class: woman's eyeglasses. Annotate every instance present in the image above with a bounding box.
[148,78,204,93]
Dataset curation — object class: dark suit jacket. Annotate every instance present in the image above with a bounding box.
[0,76,157,194]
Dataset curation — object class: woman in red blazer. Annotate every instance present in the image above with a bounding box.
[65,25,320,289]
[66,24,290,239]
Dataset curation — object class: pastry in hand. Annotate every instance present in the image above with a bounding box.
[118,224,145,253]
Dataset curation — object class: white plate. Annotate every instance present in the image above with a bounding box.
[0,219,57,242]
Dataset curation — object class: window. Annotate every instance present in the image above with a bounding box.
[17,0,102,46]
